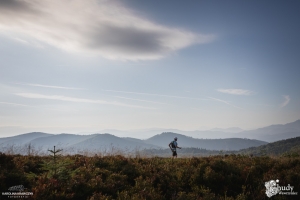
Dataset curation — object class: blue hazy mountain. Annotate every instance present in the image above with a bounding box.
[144,132,267,151]
[0,133,160,154]
[98,120,300,142]
[0,132,54,146]
[209,127,244,133]
[0,119,299,154]
[235,120,300,142]
[66,134,159,153]
[0,132,266,154]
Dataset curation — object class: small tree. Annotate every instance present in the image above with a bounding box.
[46,146,63,177]
[43,146,74,181]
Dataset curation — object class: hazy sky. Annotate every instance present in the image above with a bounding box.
[1,0,300,136]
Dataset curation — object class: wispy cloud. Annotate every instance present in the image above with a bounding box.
[217,89,253,95]
[0,101,32,107]
[15,93,153,109]
[109,95,167,105]
[0,101,80,111]
[280,95,290,107]
[245,103,274,107]
[207,97,243,109]
[103,89,209,101]
[14,83,84,90]
[0,0,215,61]
[104,90,245,110]
[13,37,29,45]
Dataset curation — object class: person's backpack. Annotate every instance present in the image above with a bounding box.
[170,141,176,148]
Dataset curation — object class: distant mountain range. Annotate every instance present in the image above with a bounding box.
[0,119,299,155]
[0,132,159,155]
[97,119,300,142]
[142,136,300,157]
[209,127,244,133]
[235,120,300,142]
[144,132,265,151]
[237,136,300,156]
[0,132,266,155]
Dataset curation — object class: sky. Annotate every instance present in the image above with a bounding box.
[0,0,300,137]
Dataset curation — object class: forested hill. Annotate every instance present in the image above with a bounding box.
[144,132,266,151]
[238,136,300,156]
[142,136,300,157]
[0,132,267,155]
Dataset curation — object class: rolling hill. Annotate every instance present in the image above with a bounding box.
[237,136,300,156]
[0,132,267,155]
[96,120,300,142]
[142,136,300,157]
[235,120,300,142]
[144,132,267,151]
[0,133,160,155]
[0,132,54,146]
[1,119,299,155]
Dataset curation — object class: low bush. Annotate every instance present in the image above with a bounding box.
[0,153,299,199]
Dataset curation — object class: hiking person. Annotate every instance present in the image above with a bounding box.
[169,137,181,158]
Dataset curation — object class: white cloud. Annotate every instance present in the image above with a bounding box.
[280,95,290,107]
[103,89,244,109]
[15,93,153,109]
[13,37,29,45]
[109,95,167,105]
[0,101,32,107]
[103,89,209,100]
[0,0,215,61]
[207,97,243,109]
[14,83,84,90]
[217,89,253,95]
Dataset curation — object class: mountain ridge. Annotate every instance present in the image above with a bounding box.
[236,119,300,142]
[0,132,267,154]
[144,132,267,151]
[1,119,300,154]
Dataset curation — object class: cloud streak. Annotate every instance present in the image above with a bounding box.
[217,89,253,95]
[109,95,167,105]
[0,0,215,61]
[14,83,84,90]
[0,101,32,107]
[15,93,153,109]
[207,97,243,109]
[104,90,244,109]
[280,95,290,107]
[103,89,209,101]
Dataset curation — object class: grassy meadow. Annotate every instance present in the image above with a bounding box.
[0,152,299,200]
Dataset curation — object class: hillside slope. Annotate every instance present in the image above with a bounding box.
[0,133,161,154]
[142,136,300,157]
[0,132,53,146]
[238,136,300,156]
[144,132,267,151]
[236,120,300,142]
